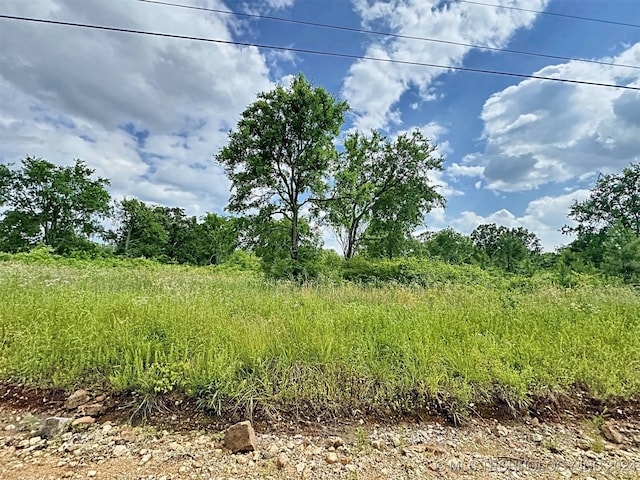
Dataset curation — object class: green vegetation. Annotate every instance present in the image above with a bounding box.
[2,77,639,285]
[216,73,349,277]
[0,252,638,420]
[323,129,443,260]
[0,157,110,255]
[1,75,639,422]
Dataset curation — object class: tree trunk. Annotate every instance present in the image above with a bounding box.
[291,208,299,262]
[124,225,132,257]
[344,229,354,261]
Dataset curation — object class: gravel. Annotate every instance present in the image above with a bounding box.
[1,402,639,479]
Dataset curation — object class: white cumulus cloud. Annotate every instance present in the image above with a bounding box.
[343,0,548,131]
[448,190,591,250]
[0,0,274,215]
[459,42,640,192]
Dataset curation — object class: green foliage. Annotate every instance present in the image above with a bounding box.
[563,163,640,283]
[111,199,240,266]
[248,217,323,280]
[363,220,414,260]
[0,244,160,269]
[564,230,608,270]
[323,130,444,260]
[0,259,638,420]
[216,73,348,269]
[602,223,640,284]
[315,249,345,281]
[340,256,493,286]
[196,213,242,265]
[215,250,261,273]
[415,228,478,264]
[566,163,640,236]
[471,224,542,272]
[0,157,111,254]
[0,163,11,204]
[111,198,169,259]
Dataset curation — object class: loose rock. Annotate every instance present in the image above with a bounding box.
[493,425,509,437]
[601,422,624,444]
[39,417,72,439]
[371,439,385,451]
[531,433,543,443]
[112,445,129,457]
[326,436,344,448]
[64,390,91,410]
[224,421,257,453]
[71,416,95,427]
[101,424,113,435]
[425,444,446,455]
[78,403,104,417]
[276,452,289,469]
[325,452,339,464]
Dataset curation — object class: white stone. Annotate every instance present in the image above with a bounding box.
[325,452,339,464]
[112,445,129,457]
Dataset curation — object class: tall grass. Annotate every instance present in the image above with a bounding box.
[0,258,638,419]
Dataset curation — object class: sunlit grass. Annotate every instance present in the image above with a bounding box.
[0,258,638,418]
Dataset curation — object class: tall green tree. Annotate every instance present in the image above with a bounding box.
[0,157,110,253]
[195,213,241,266]
[156,206,197,263]
[471,224,541,272]
[248,217,322,279]
[0,164,11,205]
[565,163,640,236]
[112,200,241,265]
[112,198,169,259]
[325,129,444,259]
[563,230,608,270]
[216,74,348,273]
[417,228,477,264]
[601,222,640,283]
[562,163,640,281]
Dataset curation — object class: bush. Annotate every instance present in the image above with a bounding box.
[217,250,261,272]
[340,256,493,286]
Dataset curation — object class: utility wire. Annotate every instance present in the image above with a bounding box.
[457,0,640,29]
[136,0,640,71]
[1,14,639,92]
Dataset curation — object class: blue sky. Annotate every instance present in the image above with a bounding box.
[1,0,639,251]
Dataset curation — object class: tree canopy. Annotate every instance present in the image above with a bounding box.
[0,157,110,253]
[565,163,640,236]
[417,228,477,264]
[216,74,348,274]
[563,163,640,284]
[10,77,640,284]
[324,129,444,259]
[111,199,240,265]
[471,224,541,272]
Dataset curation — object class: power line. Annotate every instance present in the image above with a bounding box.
[136,0,640,71]
[1,14,639,92]
[457,0,640,28]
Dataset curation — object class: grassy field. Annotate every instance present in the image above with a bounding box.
[1,255,639,420]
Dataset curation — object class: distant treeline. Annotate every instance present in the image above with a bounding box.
[1,74,638,284]
[0,156,639,285]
